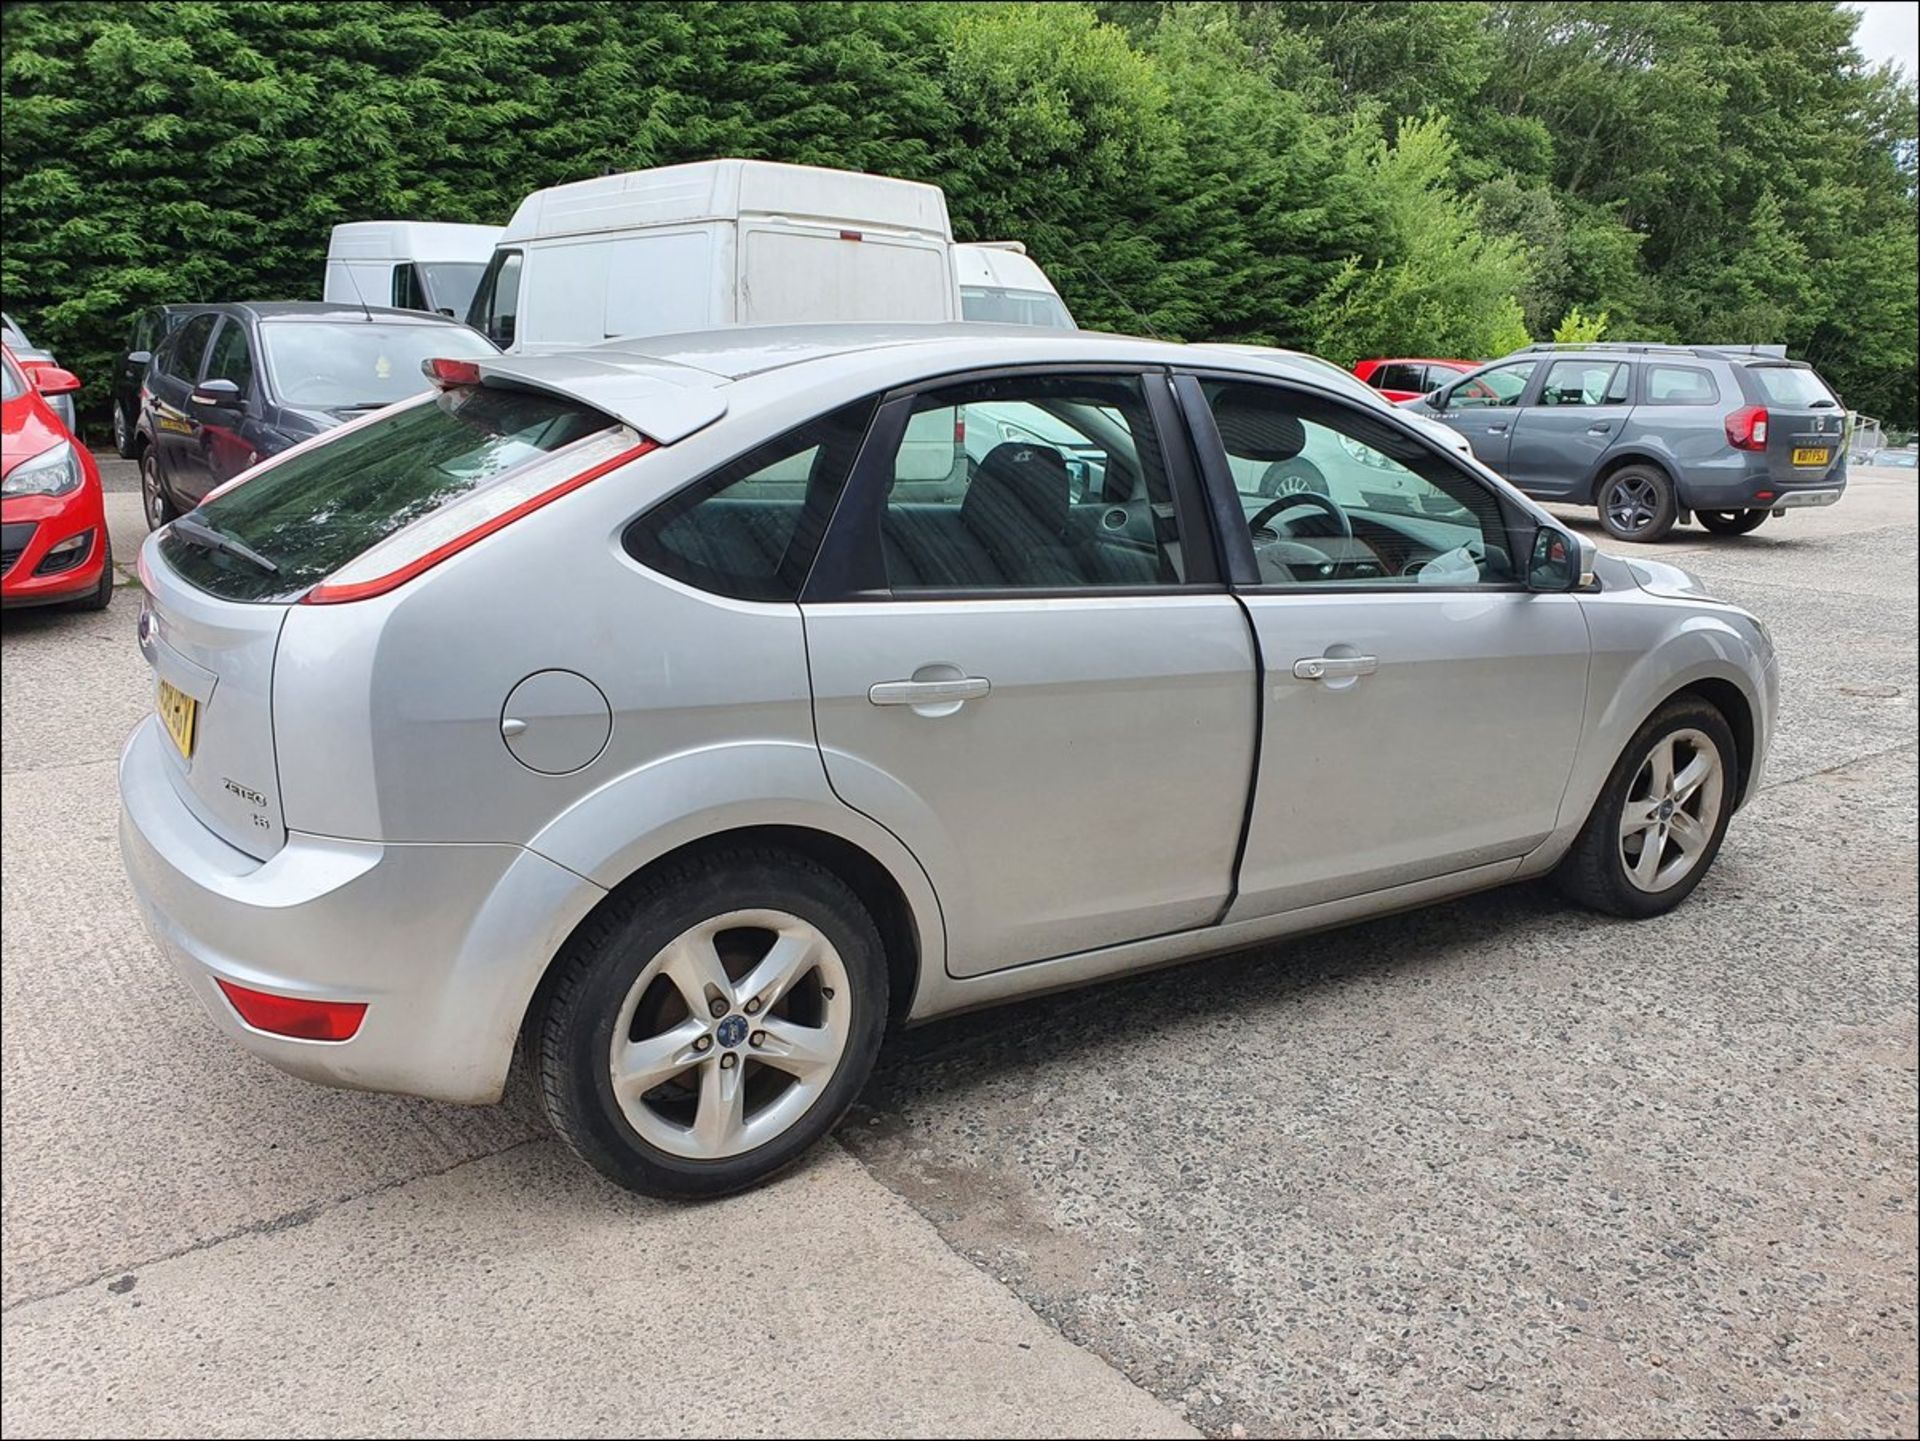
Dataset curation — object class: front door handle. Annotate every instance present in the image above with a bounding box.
[869,676,991,706]
[1292,655,1379,681]
[1486,422,1509,434]
[1587,422,1613,434]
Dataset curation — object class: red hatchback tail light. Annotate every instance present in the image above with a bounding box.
[1725,405,1769,451]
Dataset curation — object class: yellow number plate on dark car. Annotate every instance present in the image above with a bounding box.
[157,679,197,759]
[1792,447,1830,466]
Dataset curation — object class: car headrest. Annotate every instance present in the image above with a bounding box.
[963,441,1071,541]
[1210,385,1305,462]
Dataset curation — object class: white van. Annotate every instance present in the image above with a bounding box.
[324,222,503,322]
[467,159,958,353]
[955,242,1075,329]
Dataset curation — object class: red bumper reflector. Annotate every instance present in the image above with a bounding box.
[216,979,367,1041]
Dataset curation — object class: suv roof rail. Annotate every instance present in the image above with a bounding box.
[1517,341,1792,360]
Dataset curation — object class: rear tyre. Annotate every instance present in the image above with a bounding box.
[537,847,888,1199]
[139,447,177,531]
[1698,509,1768,536]
[70,535,113,612]
[112,402,137,459]
[1597,464,1678,543]
[1555,697,1737,919]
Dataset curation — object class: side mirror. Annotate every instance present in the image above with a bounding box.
[1527,525,1592,591]
[127,349,152,366]
[190,377,243,408]
[28,364,82,397]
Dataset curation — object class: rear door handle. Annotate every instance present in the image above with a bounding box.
[1486,422,1508,434]
[869,676,991,706]
[1292,656,1378,681]
[1587,422,1613,434]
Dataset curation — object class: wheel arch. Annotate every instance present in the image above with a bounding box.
[518,821,931,1063]
[1588,449,1677,504]
[1667,676,1757,808]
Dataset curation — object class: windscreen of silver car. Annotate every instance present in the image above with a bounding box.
[260,321,496,412]
[157,386,615,603]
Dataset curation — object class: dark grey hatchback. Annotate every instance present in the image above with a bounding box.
[1403,343,1849,542]
[134,301,496,529]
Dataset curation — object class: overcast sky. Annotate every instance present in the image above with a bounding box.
[1850,1,1919,78]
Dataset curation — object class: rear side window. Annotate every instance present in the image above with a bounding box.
[167,313,218,381]
[1750,366,1839,408]
[159,386,617,602]
[1644,365,1720,405]
[1372,363,1425,392]
[623,399,877,603]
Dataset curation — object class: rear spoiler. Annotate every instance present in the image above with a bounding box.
[473,353,728,443]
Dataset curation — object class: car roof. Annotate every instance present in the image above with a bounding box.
[475,323,1411,442]
[180,301,477,325]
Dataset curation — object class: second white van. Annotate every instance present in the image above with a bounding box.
[324,221,503,321]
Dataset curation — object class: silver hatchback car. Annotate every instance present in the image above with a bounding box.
[120,326,1777,1197]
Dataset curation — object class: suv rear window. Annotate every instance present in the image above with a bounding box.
[1749,365,1839,408]
[158,386,616,603]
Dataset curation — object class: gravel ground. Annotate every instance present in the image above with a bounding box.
[2,458,1913,1438]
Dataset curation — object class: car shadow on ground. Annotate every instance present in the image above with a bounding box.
[851,877,1568,1120]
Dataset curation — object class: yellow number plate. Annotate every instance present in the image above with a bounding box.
[157,679,197,759]
[1791,447,1830,466]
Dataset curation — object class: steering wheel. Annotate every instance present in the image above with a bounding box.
[1249,490,1352,541]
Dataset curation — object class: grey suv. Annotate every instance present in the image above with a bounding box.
[1404,343,1849,541]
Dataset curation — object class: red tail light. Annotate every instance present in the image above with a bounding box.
[1725,405,1769,451]
[216,979,366,1041]
[422,357,483,388]
[954,413,966,445]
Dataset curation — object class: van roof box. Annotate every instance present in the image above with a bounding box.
[501,159,953,245]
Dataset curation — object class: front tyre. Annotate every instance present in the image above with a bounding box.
[1555,697,1737,919]
[1698,509,1768,536]
[537,848,887,1199]
[112,402,137,459]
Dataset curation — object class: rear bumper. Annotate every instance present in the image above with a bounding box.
[118,716,605,1104]
[1677,464,1848,512]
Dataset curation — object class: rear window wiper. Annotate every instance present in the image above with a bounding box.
[170,515,280,575]
[1808,399,1837,408]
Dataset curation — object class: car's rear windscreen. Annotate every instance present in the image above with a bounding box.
[158,386,616,602]
[1750,365,1839,408]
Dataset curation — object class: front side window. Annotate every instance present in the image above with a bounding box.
[1373,363,1424,393]
[879,373,1185,591]
[467,250,522,346]
[623,400,877,603]
[1538,360,1628,406]
[1201,380,1515,587]
[168,313,219,382]
[1449,361,1536,409]
[391,264,426,311]
[418,262,487,320]
[259,321,494,410]
[160,386,616,602]
[202,319,255,396]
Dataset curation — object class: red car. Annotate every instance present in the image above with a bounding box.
[2,344,111,611]
[1353,357,1479,403]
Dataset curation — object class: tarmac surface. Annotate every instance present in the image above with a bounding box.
[3,458,1913,1437]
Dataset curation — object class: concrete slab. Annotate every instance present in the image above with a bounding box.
[0,1143,1198,1439]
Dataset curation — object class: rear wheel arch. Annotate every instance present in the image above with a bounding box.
[520,824,925,1057]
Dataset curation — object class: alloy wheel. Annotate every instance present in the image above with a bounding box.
[1605,474,1662,537]
[141,454,166,530]
[1618,727,1726,893]
[609,909,851,1160]
[112,404,129,456]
